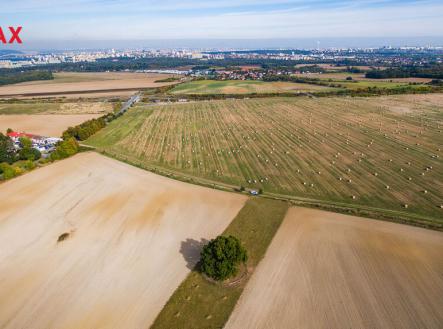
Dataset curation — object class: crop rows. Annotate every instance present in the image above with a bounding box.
[87,96,443,220]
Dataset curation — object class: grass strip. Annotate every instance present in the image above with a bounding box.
[150,198,289,329]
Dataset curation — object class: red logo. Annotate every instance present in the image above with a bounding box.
[0,27,23,44]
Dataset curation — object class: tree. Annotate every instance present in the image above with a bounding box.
[19,137,32,149]
[0,133,15,164]
[50,137,79,161]
[19,147,41,161]
[200,235,247,281]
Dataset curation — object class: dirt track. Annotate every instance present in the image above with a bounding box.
[0,152,246,329]
[0,114,101,136]
[226,207,443,329]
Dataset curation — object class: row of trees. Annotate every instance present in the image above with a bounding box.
[62,117,107,141]
[365,65,443,79]
[0,71,53,86]
[62,111,120,141]
[50,138,79,161]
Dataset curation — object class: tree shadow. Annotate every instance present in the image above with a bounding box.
[180,238,209,270]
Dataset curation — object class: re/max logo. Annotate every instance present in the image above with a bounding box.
[0,27,23,44]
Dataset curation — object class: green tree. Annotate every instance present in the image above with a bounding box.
[50,137,79,161]
[200,235,247,281]
[19,147,41,161]
[0,133,16,164]
[19,137,32,149]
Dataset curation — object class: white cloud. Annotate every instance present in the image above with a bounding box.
[3,0,443,39]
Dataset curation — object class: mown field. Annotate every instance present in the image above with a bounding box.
[0,72,177,98]
[170,80,333,94]
[0,101,114,115]
[293,72,431,90]
[152,198,289,329]
[226,207,443,329]
[0,152,245,329]
[86,94,443,223]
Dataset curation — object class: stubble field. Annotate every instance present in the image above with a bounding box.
[86,94,443,223]
[0,152,246,329]
[0,114,102,136]
[170,79,333,94]
[0,72,177,98]
[225,207,443,329]
[0,101,114,115]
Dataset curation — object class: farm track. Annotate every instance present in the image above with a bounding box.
[86,95,443,223]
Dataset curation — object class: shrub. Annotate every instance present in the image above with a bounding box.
[0,133,16,164]
[200,235,248,281]
[19,147,41,161]
[24,160,36,170]
[19,137,32,149]
[50,137,79,161]
[0,163,16,180]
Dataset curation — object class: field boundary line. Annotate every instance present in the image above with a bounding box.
[93,149,442,231]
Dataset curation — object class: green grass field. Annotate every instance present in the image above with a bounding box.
[293,72,429,90]
[170,79,333,94]
[151,198,289,329]
[86,94,443,224]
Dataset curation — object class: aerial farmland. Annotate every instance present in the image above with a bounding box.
[87,93,443,226]
[0,152,246,329]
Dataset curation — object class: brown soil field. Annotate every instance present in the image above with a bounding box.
[0,72,177,98]
[0,114,101,136]
[0,152,246,329]
[226,207,443,329]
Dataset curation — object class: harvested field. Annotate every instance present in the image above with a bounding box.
[0,72,177,98]
[170,80,332,94]
[0,114,101,136]
[0,101,113,115]
[0,152,245,329]
[86,94,443,223]
[226,207,443,329]
[293,72,431,87]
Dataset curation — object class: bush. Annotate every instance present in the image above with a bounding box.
[0,133,16,164]
[19,147,41,161]
[0,163,16,180]
[200,235,247,281]
[50,137,79,161]
[24,160,36,170]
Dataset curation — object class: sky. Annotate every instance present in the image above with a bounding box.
[1,0,443,49]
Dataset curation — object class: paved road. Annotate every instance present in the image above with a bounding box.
[117,93,140,115]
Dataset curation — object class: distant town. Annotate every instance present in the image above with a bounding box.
[1,46,442,70]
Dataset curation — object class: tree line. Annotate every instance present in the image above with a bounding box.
[365,65,443,79]
[0,70,53,86]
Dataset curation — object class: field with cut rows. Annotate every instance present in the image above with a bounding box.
[226,207,443,329]
[86,94,443,224]
[0,152,245,329]
[170,79,333,94]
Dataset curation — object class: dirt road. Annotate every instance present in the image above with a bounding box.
[0,152,246,329]
[226,207,443,329]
